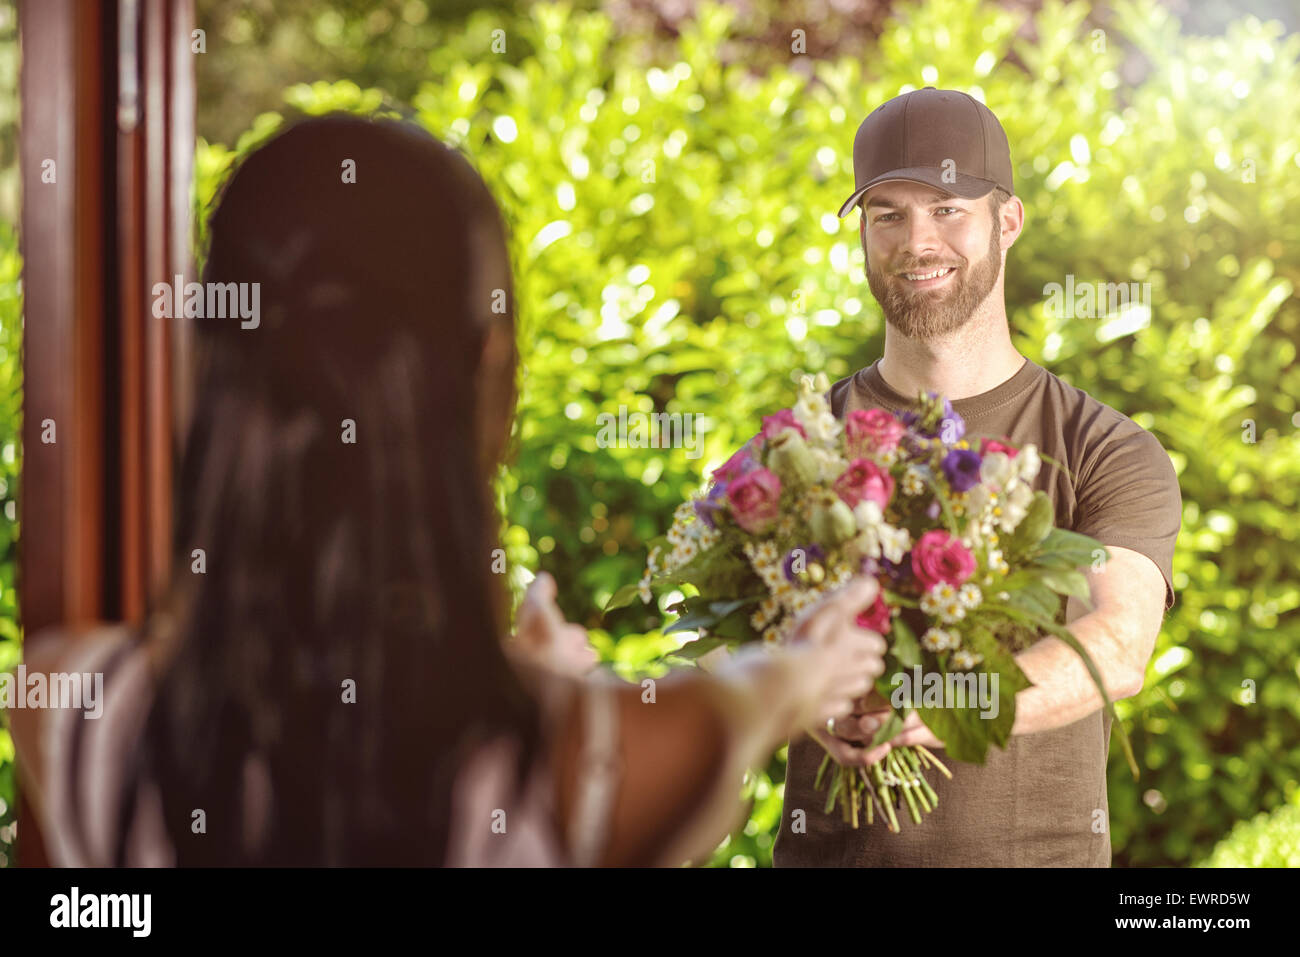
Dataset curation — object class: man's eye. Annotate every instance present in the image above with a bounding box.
[936,207,960,215]
[875,213,898,223]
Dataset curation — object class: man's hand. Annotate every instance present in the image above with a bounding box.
[809,690,944,765]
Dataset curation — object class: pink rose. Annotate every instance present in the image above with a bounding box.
[910,529,977,591]
[855,593,893,634]
[833,458,895,510]
[762,409,806,441]
[712,436,763,484]
[726,468,782,535]
[980,438,1019,459]
[845,408,906,458]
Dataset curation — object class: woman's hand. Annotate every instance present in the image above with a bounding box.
[510,571,599,676]
[781,576,888,739]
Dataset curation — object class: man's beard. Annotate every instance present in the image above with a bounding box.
[865,219,1002,340]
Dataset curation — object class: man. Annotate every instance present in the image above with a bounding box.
[772,87,1182,867]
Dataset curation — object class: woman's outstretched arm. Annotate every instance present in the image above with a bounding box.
[545,577,885,867]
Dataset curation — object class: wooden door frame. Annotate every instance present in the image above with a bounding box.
[17,0,193,867]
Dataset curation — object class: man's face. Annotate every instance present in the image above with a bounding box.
[858,181,1003,340]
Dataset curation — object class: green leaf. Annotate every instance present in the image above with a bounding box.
[889,615,922,668]
[667,636,725,660]
[603,582,644,613]
[664,610,721,635]
[1035,529,1107,568]
[1037,568,1092,603]
[1003,581,1063,619]
[915,704,995,765]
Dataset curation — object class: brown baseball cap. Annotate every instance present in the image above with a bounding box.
[836,86,1014,217]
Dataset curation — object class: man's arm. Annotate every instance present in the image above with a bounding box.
[873,545,1168,752]
[1009,544,1166,735]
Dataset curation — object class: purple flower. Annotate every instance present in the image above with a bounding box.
[938,399,966,444]
[926,499,941,520]
[693,486,725,528]
[879,556,911,585]
[783,544,826,582]
[941,448,983,492]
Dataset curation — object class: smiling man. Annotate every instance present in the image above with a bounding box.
[773,87,1183,867]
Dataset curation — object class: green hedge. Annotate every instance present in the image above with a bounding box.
[0,222,20,868]
[1196,794,1300,868]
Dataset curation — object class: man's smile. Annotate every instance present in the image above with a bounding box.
[896,265,957,288]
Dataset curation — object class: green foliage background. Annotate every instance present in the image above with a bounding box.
[3,0,1299,867]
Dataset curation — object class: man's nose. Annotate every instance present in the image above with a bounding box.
[900,210,943,261]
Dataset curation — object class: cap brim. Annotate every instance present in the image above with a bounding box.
[836,169,998,217]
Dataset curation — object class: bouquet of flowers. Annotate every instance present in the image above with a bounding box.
[607,372,1135,830]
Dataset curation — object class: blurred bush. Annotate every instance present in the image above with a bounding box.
[3,0,1298,868]
[1196,793,1300,867]
[0,222,19,868]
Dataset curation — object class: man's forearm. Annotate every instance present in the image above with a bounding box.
[1010,611,1138,736]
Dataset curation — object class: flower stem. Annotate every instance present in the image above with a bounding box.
[871,761,900,832]
[888,751,922,824]
[916,744,953,780]
[814,753,831,791]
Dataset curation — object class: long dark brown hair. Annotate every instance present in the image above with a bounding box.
[123,114,541,865]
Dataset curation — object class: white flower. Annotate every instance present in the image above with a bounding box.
[1007,482,1033,509]
[902,464,928,496]
[637,577,653,604]
[800,409,841,447]
[811,447,848,483]
[879,524,911,564]
[921,627,956,652]
[1016,445,1041,482]
[853,499,885,530]
[850,503,908,562]
[958,583,983,609]
[951,649,984,670]
[980,452,1012,487]
[921,582,967,623]
[996,481,1033,532]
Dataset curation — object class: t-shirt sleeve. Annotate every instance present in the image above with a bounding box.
[1070,424,1183,611]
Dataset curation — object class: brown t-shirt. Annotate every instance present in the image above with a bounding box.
[773,356,1182,867]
